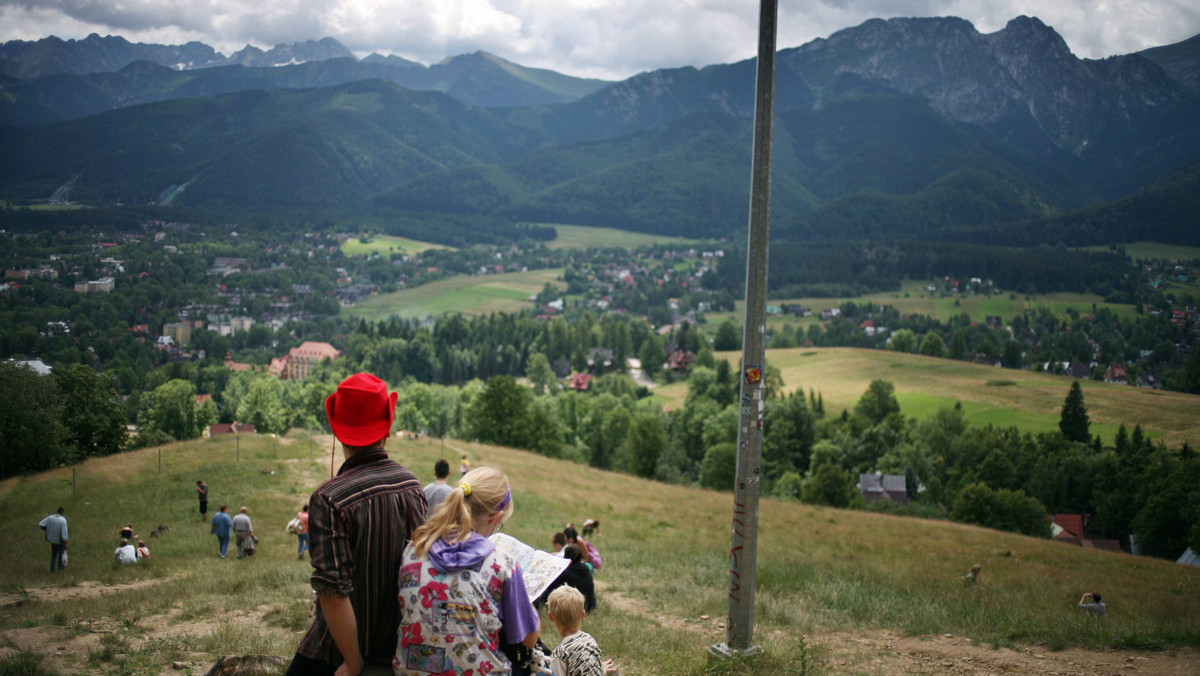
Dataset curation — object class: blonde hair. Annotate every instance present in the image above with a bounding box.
[410,466,513,558]
[547,585,585,633]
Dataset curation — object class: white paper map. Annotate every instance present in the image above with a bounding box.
[489,532,570,603]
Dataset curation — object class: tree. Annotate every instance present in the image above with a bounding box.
[919,333,946,358]
[1059,380,1090,443]
[0,362,67,477]
[625,412,667,478]
[950,482,1050,537]
[1002,340,1023,369]
[526,352,557,396]
[467,376,534,450]
[855,379,899,424]
[888,329,916,353]
[699,442,738,491]
[639,336,666,379]
[714,320,741,351]
[948,329,967,360]
[801,463,858,508]
[237,376,287,435]
[139,379,200,441]
[52,363,127,459]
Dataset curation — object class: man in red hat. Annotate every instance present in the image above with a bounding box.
[287,373,428,676]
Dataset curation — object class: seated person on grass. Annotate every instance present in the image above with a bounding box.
[547,585,615,676]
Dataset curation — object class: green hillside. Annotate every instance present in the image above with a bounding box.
[653,347,1200,447]
[0,79,529,206]
[1,432,1197,674]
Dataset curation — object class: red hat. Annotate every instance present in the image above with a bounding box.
[325,373,397,446]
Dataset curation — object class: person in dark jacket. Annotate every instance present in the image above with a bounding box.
[539,543,596,613]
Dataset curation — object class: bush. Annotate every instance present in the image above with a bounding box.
[865,498,947,520]
[801,463,858,508]
[950,482,1051,537]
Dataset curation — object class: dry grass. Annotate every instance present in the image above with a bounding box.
[2,431,1199,675]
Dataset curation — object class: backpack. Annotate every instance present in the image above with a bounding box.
[285,518,301,534]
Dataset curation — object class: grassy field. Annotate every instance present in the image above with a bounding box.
[652,348,1200,446]
[1,432,1198,675]
[703,280,1139,333]
[342,268,564,322]
[541,224,700,250]
[339,234,450,257]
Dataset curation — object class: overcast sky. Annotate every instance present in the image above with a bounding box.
[2,0,1198,80]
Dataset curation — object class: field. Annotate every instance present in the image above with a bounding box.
[541,224,699,250]
[652,348,1200,446]
[703,280,1139,332]
[342,268,564,322]
[1,432,1198,675]
[339,234,450,257]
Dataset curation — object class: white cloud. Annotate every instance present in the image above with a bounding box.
[1,0,1197,80]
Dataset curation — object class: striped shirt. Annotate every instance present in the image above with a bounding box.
[296,450,428,667]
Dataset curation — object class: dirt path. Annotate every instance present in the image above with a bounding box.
[596,580,1200,675]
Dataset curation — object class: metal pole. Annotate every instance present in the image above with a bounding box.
[711,0,776,661]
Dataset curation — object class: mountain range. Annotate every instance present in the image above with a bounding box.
[2,17,1198,244]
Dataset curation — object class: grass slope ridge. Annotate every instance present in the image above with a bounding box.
[1,430,1198,674]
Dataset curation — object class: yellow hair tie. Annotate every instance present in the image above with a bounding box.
[460,481,471,497]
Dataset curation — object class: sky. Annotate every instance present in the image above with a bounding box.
[2,0,1198,81]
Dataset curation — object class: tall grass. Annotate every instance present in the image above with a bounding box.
[2,431,1198,675]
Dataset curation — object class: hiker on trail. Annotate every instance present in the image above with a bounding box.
[197,480,208,522]
[460,453,471,476]
[232,507,254,559]
[423,459,453,515]
[211,505,233,558]
[395,466,539,676]
[114,538,138,564]
[538,543,596,614]
[295,505,309,560]
[1079,592,1106,616]
[38,506,68,573]
[563,525,601,572]
[286,372,427,676]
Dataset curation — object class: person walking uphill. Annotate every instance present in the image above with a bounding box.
[39,507,68,572]
[286,373,427,676]
[232,507,254,559]
[211,505,233,558]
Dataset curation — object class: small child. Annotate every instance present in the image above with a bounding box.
[459,453,471,476]
[547,585,615,676]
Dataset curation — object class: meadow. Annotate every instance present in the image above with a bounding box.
[2,430,1198,675]
[703,280,1140,332]
[339,234,450,257]
[341,268,564,322]
[539,224,699,250]
[652,348,1200,446]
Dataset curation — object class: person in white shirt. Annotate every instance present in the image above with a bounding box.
[114,539,138,564]
[38,506,69,572]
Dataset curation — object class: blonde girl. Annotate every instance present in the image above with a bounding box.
[394,467,539,675]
